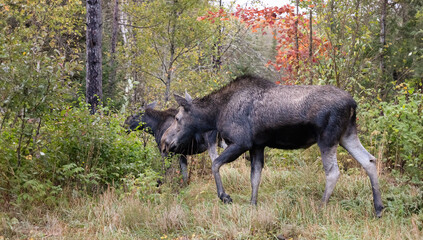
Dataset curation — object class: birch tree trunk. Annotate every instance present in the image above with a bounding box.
[120,0,133,113]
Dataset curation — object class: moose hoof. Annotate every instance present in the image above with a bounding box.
[220,193,233,204]
[376,205,384,218]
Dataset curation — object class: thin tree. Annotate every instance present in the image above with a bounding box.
[379,0,387,89]
[295,0,299,62]
[86,0,103,114]
[107,0,119,99]
[309,8,313,85]
[212,0,223,71]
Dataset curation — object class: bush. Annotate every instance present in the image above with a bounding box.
[0,102,162,207]
[359,83,423,182]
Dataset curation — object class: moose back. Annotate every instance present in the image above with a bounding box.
[161,75,384,218]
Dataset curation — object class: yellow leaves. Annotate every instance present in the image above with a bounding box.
[371,130,381,136]
[25,155,33,160]
[4,5,10,11]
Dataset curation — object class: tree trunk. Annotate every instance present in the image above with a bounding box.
[379,0,387,88]
[212,0,223,70]
[119,0,134,113]
[164,0,178,103]
[164,38,175,103]
[86,0,103,114]
[107,0,119,99]
[295,0,299,63]
[16,108,26,168]
[309,9,313,85]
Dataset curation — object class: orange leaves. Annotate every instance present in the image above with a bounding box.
[198,3,332,84]
[197,9,228,22]
[196,16,206,21]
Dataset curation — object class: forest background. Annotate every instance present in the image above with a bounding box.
[0,0,422,239]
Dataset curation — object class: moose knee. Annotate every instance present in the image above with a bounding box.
[326,167,340,182]
[211,163,220,174]
[363,160,378,177]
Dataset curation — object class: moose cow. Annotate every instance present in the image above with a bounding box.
[125,102,224,183]
[161,75,384,217]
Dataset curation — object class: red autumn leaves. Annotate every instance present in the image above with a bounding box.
[198,4,332,84]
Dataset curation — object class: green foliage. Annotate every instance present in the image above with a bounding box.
[0,101,162,207]
[384,181,423,218]
[360,83,423,182]
[121,169,163,202]
[119,0,217,103]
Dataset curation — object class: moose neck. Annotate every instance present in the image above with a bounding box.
[192,93,226,132]
[144,108,176,137]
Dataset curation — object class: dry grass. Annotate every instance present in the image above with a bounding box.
[1,155,422,239]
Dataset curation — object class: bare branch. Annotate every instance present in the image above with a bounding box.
[139,69,166,85]
[151,38,167,73]
[118,23,160,29]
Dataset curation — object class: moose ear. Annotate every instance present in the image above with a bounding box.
[184,90,192,102]
[174,93,192,110]
[146,101,157,109]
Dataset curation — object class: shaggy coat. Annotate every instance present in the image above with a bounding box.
[161,75,384,217]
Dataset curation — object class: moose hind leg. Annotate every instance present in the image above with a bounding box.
[318,144,341,205]
[340,132,384,217]
[249,147,264,205]
[207,141,219,162]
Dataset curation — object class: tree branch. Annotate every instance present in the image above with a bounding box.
[118,23,160,29]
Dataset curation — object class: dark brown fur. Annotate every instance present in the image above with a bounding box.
[162,75,384,217]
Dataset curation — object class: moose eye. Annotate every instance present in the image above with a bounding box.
[175,116,180,122]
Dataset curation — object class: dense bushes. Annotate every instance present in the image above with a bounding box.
[359,83,423,182]
[0,102,162,207]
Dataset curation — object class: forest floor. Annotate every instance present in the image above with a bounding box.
[1,157,422,239]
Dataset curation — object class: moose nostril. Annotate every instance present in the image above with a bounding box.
[161,139,171,153]
[160,142,167,153]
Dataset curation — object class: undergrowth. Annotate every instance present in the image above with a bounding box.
[1,156,422,239]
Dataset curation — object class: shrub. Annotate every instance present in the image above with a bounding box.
[0,102,162,207]
[359,83,423,182]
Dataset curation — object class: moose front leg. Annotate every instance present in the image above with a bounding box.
[178,155,188,184]
[211,144,246,203]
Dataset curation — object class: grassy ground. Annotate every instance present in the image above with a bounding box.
[1,154,422,239]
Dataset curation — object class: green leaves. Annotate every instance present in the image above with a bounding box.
[360,83,423,182]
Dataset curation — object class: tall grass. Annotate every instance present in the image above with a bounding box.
[2,154,422,239]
